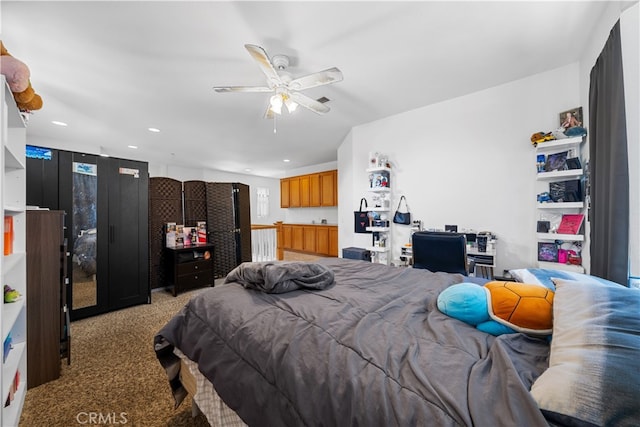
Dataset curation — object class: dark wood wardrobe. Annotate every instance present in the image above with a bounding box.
[26,148,149,320]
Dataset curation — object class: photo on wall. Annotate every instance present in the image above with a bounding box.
[559,107,583,129]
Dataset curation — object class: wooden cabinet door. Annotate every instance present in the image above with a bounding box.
[280,179,290,208]
[292,226,304,251]
[329,226,338,257]
[300,175,310,207]
[303,226,316,253]
[283,225,292,249]
[316,226,330,255]
[310,174,321,207]
[289,177,301,207]
[320,170,337,206]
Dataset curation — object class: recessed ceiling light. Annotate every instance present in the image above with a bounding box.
[51,120,67,127]
[283,159,290,163]
[244,168,252,172]
[128,145,138,149]
[148,127,160,133]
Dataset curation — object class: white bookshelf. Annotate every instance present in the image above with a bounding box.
[1,76,27,426]
[534,134,586,274]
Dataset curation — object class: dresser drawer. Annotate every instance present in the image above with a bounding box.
[177,259,213,276]
[177,269,214,290]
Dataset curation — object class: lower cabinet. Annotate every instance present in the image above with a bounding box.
[281,224,338,257]
[165,244,215,296]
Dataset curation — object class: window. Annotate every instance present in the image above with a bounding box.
[256,187,269,218]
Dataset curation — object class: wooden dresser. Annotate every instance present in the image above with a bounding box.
[165,243,215,296]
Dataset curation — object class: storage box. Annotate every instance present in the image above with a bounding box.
[342,247,371,261]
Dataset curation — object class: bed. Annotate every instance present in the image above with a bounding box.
[155,259,640,427]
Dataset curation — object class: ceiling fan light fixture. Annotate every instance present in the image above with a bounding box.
[284,97,298,113]
[269,94,283,115]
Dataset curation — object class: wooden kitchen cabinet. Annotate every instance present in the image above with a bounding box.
[329,226,338,257]
[277,223,338,257]
[280,178,290,208]
[300,175,310,207]
[283,225,293,249]
[280,170,337,208]
[310,174,321,206]
[289,177,300,207]
[316,226,330,255]
[292,226,304,251]
[320,170,337,206]
[303,226,316,252]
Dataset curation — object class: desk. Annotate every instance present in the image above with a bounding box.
[467,245,496,279]
[396,244,496,278]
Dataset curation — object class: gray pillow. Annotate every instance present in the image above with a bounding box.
[530,278,640,426]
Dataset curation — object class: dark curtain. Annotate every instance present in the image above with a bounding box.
[588,20,629,286]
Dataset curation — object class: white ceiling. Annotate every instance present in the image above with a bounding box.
[0,1,628,177]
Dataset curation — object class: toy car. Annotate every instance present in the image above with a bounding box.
[537,192,552,203]
[530,132,555,147]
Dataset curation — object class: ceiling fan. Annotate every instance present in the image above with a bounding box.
[213,44,343,118]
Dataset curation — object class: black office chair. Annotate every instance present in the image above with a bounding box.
[411,231,468,275]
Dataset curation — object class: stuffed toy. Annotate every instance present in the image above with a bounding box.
[0,41,43,111]
[0,55,30,93]
[4,284,21,303]
[437,281,554,336]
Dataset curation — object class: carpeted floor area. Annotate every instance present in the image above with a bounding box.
[20,287,211,427]
[19,252,324,426]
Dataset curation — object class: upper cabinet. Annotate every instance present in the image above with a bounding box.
[280,170,338,208]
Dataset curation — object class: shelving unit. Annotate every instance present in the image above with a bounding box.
[365,165,391,265]
[1,77,27,425]
[534,135,586,273]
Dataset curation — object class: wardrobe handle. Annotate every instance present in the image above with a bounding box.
[110,225,115,243]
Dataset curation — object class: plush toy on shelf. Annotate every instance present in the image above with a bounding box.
[4,284,21,303]
[0,40,43,112]
[437,281,554,336]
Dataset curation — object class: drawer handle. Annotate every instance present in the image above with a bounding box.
[194,265,198,270]
[194,275,198,280]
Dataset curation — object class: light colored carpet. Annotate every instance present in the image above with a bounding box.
[20,253,326,426]
[20,288,211,427]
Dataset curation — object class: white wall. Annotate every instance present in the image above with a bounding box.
[339,64,582,275]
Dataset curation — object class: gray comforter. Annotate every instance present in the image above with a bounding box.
[155,258,551,426]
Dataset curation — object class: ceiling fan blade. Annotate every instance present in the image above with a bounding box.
[244,44,282,88]
[213,86,273,93]
[288,67,343,91]
[290,92,330,115]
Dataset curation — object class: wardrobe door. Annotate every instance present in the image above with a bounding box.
[106,158,149,310]
[61,151,106,320]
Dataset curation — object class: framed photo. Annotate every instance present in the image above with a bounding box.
[545,151,568,172]
[559,107,583,129]
[538,242,559,262]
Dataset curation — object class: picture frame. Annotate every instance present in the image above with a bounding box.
[544,151,568,172]
[538,242,559,262]
[559,107,583,129]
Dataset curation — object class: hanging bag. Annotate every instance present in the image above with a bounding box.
[354,198,371,233]
[393,195,411,225]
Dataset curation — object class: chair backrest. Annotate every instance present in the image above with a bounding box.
[411,231,468,275]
